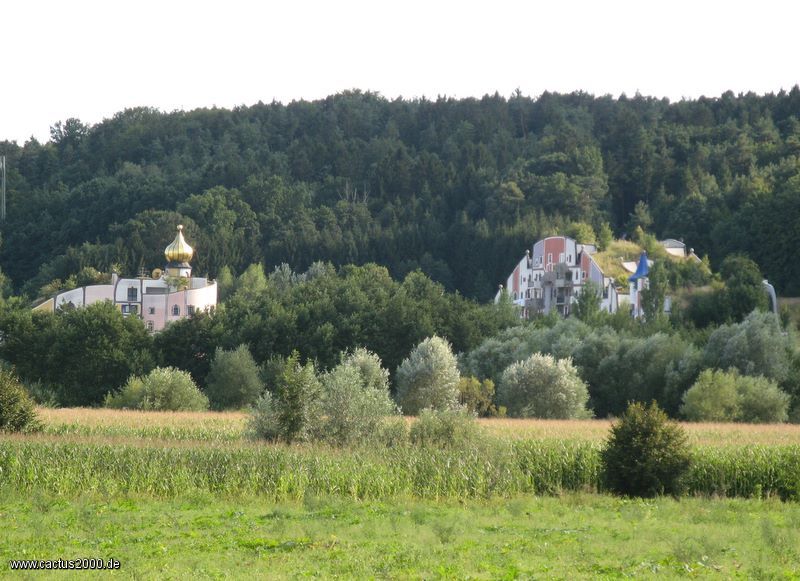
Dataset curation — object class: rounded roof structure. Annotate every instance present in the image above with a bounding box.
[164,225,194,264]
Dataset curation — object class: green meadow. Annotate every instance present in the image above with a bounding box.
[2,409,800,578]
[2,494,799,579]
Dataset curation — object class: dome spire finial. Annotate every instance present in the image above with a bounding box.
[165,224,194,264]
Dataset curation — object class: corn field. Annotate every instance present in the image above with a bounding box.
[1,437,798,501]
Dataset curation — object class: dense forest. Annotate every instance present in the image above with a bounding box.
[2,88,800,299]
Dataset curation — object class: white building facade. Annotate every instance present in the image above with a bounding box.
[33,226,217,332]
[496,235,619,318]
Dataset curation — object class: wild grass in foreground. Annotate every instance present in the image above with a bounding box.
[2,438,799,501]
[1,493,798,579]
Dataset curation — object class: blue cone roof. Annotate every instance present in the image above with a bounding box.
[629,251,649,282]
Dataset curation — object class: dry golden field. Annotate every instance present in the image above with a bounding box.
[31,407,800,447]
[38,407,248,428]
[36,407,248,443]
[477,417,800,446]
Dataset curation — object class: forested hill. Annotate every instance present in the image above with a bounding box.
[2,88,800,298]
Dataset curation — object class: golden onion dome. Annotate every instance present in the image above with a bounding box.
[164,225,194,264]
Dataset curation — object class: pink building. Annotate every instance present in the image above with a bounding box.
[33,226,217,332]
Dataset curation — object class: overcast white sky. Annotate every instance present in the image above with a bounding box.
[2,0,798,144]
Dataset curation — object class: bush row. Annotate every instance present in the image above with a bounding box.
[462,311,798,421]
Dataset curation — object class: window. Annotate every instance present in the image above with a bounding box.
[547,253,552,264]
[559,252,564,263]
[187,305,195,316]
[146,320,154,332]
[568,254,572,263]
[129,304,138,315]
[127,287,138,301]
[148,307,155,315]
[172,305,180,317]
[582,271,587,280]
[121,305,129,314]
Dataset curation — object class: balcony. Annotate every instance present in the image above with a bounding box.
[524,297,545,311]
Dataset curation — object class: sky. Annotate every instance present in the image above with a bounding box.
[3,0,799,144]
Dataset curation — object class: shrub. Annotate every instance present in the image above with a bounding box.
[409,408,480,449]
[573,280,602,324]
[460,320,591,386]
[105,367,209,411]
[498,353,591,419]
[457,376,503,417]
[316,349,397,445]
[719,255,769,321]
[525,318,592,360]
[396,336,460,415]
[589,333,701,418]
[601,402,691,497]
[375,416,410,448]
[460,329,528,384]
[260,353,287,392]
[680,369,740,422]
[205,344,263,410]
[703,312,790,383]
[22,379,59,408]
[249,352,321,443]
[566,221,596,245]
[251,349,396,445]
[340,347,391,393]
[0,368,41,433]
[247,391,280,441]
[680,369,791,423]
[30,301,153,406]
[737,375,790,423]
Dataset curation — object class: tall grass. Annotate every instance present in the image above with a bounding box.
[1,438,798,501]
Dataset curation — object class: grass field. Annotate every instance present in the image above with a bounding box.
[3,409,800,577]
[2,493,798,578]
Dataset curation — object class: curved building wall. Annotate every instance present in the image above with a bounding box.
[85,285,114,305]
[55,288,85,309]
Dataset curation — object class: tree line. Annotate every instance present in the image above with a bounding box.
[0,253,796,424]
[1,88,800,300]
[0,263,517,407]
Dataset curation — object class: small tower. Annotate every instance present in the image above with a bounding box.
[628,251,650,318]
[164,225,194,280]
